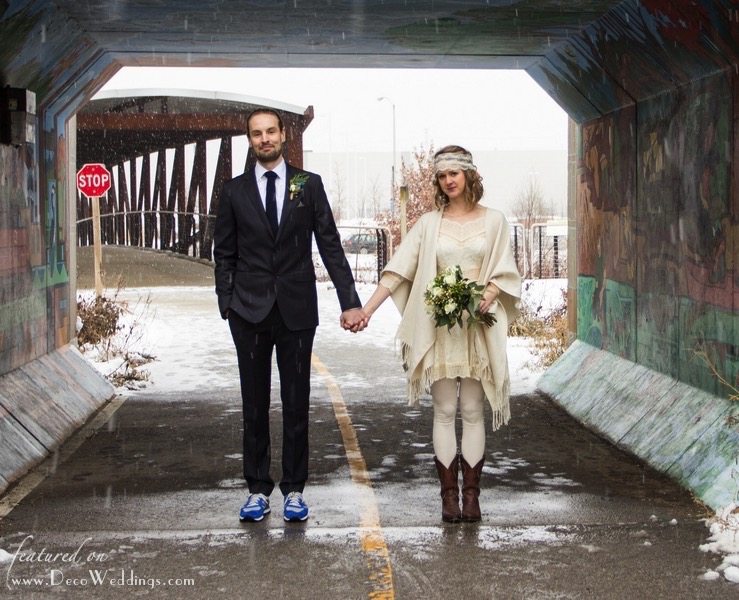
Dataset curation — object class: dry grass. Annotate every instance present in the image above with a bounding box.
[509,288,572,368]
[508,311,547,338]
[108,351,153,387]
[693,349,739,402]
[531,309,572,368]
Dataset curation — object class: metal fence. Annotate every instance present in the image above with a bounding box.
[510,222,568,279]
[77,205,565,283]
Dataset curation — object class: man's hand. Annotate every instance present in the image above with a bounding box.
[340,308,369,333]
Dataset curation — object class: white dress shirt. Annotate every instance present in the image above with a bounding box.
[254,159,287,226]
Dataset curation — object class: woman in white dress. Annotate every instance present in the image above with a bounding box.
[355,145,521,522]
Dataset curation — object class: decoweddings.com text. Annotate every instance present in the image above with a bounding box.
[4,535,195,591]
[10,569,195,590]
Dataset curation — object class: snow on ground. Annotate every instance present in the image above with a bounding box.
[77,287,238,393]
[520,278,567,319]
[78,280,548,396]
[700,503,739,583]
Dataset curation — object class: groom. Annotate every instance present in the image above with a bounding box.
[214,108,364,522]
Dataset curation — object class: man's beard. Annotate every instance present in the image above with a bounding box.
[254,143,282,162]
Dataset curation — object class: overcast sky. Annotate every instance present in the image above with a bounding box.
[100,67,568,154]
[99,67,569,215]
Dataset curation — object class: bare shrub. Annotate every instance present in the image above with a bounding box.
[378,143,436,248]
[77,296,123,346]
[693,348,739,402]
[76,282,154,388]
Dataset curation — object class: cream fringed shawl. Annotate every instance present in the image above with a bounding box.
[382,208,522,430]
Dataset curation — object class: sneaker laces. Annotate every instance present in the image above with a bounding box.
[248,493,268,506]
[284,492,303,507]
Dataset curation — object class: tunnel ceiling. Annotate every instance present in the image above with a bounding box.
[42,0,623,69]
[2,1,737,123]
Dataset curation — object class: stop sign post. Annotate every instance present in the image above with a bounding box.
[77,163,112,297]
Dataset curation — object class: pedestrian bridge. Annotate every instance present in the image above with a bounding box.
[0,1,736,511]
[75,89,314,261]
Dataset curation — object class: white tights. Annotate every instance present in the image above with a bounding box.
[431,377,485,469]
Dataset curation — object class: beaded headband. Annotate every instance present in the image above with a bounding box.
[434,152,476,175]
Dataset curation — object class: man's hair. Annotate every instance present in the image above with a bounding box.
[246,108,284,136]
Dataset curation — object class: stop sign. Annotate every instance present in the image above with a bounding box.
[77,163,112,197]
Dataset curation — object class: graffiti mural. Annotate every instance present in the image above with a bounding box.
[578,69,738,397]
[577,105,637,361]
[0,143,47,374]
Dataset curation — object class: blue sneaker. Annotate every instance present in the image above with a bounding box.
[283,492,309,522]
[239,493,270,522]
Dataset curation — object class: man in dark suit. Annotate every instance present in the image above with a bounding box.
[214,108,364,522]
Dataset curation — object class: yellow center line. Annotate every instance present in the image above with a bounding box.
[311,354,394,600]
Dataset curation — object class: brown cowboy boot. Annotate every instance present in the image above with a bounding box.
[460,456,484,522]
[434,456,461,523]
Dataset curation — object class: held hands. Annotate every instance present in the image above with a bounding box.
[339,283,390,333]
[340,307,370,333]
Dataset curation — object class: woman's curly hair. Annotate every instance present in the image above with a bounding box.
[432,145,484,210]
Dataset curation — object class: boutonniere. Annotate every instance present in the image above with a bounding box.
[289,173,310,200]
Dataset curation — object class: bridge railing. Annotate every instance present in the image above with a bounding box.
[76,210,392,283]
[77,208,565,283]
[77,209,213,258]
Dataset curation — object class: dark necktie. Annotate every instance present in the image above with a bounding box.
[265,171,278,235]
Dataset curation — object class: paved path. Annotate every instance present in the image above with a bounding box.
[0,247,732,599]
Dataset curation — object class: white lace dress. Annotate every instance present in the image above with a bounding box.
[430,216,489,383]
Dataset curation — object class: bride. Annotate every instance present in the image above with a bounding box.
[348,145,522,523]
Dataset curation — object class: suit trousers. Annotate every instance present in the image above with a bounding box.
[228,304,316,496]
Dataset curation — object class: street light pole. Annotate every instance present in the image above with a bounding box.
[377,96,396,214]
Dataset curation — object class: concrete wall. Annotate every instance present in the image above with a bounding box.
[576,69,737,396]
[528,1,738,399]
[0,142,47,373]
[0,1,116,493]
[1,1,112,371]
[528,2,738,508]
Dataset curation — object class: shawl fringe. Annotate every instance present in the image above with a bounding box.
[400,339,511,432]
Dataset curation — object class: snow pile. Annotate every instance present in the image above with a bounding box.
[700,502,739,583]
[520,278,567,320]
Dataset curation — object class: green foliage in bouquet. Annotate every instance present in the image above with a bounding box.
[424,265,496,331]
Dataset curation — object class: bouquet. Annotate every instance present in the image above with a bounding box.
[424,265,496,331]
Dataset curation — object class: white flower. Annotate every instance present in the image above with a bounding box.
[443,272,457,286]
[444,301,457,314]
[432,286,442,297]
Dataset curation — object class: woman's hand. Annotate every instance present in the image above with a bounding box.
[341,308,368,333]
[479,282,499,314]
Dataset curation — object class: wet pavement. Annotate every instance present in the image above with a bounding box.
[0,248,734,598]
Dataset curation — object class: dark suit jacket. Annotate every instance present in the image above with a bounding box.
[213,162,361,330]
